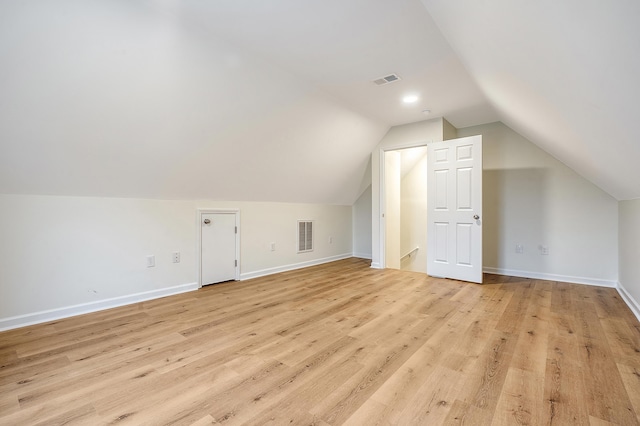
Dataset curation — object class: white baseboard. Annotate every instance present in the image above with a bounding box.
[483,267,616,288]
[370,262,382,269]
[240,253,353,281]
[353,252,372,260]
[616,281,640,323]
[0,282,199,332]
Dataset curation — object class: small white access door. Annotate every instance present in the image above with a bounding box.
[201,212,238,286]
[427,135,483,283]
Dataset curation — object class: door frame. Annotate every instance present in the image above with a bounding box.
[197,208,240,288]
[377,141,429,270]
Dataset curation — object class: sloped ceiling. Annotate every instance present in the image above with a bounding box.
[0,0,495,205]
[1,1,636,204]
[422,0,640,200]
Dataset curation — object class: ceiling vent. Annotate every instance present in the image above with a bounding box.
[373,74,401,86]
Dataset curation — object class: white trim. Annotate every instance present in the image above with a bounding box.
[370,261,382,269]
[353,252,372,260]
[0,282,198,332]
[197,208,241,287]
[240,253,352,281]
[483,267,616,288]
[379,148,386,269]
[616,281,640,323]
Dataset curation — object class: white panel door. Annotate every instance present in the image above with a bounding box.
[427,135,483,283]
[201,213,237,285]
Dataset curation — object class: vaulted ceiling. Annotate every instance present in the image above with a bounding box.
[1,1,637,204]
[422,0,640,201]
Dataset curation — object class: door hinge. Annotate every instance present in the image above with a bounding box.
[235,259,238,267]
[235,226,237,234]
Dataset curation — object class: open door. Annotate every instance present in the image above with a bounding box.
[427,135,482,283]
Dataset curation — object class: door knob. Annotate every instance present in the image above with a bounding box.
[473,215,480,220]
[203,219,211,224]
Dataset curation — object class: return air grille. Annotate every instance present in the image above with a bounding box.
[373,74,401,85]
[298,221,313,253]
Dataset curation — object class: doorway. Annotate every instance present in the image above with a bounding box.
[198,209,240,286]
[384,146,429,272]
[379,135,483,283]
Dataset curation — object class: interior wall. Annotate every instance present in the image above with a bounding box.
[400,154,428,272]
[457,122,618,284]
[371,117,444,268]
[0,194,352,327]
[384,152,401,269]
[443,118,458,140]
[197,200,352,278]
[0,194,196,322]
[352,185,372,259]
[619,199,640,311]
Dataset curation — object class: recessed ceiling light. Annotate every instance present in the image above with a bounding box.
[422,109,431,114]
[402,94,419,104]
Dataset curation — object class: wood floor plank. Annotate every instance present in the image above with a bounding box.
[442,398,490,425]
[207,335,358,424]
[454,330,518,423]
[366,345,445,421]
[244,351,363,425]
[492,367,544,425]
[574,299,638,424]
[1,257,639,425]
[393,365,465,425]
[589,415,619,426]
[543,333,590,425]
[616,362,640,425]
[601,317,640,368]
[309,334,422,425]
[0,355,71,388]
[494,282,533,334]
[341,398,389,426]
[509,282,551,375]
[188,414,218,426]
[0,394,20,417]
[31,403,98,426]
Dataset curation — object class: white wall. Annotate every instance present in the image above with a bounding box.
[458,122,618,285]
[371,117,444,268]
[619,199,640,315]
[443,118,457,140]
[352,186,372,259]
[0,194,352,329]
[400,154,428,273]
[196,200,352,279]
[0,195,197,323]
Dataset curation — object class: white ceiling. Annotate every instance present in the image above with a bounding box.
[0,1,637,203]
[422,0,640,200]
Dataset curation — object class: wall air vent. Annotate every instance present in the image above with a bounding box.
[373,74,401,86]
[298,220,314,253]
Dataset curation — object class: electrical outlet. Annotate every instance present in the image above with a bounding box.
[515,244,524,254]
[146,255,155,267]
[539,245,549,255]
[172,252,180,263]
[270,242,276,251]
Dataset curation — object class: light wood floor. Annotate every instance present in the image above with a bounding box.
[1,258,640,425]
